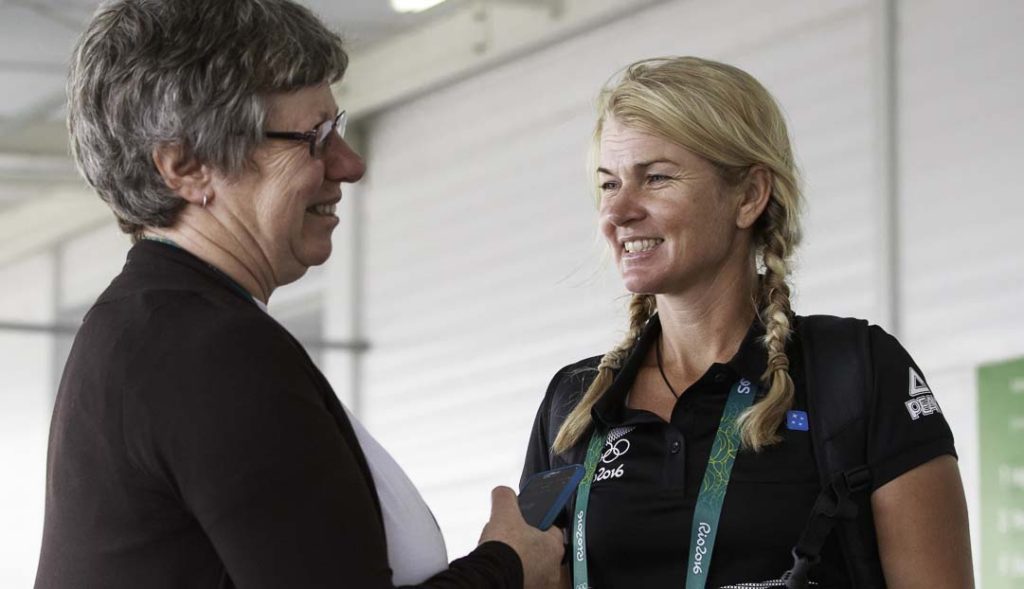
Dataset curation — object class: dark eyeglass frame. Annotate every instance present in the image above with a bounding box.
[265,110,347,157]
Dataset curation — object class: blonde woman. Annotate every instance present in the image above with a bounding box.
[521,57,973,588]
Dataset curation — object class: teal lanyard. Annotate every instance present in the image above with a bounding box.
[572,377,759,589]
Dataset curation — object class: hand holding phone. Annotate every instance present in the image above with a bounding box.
[517,464,585,530]
[481,487,565,589]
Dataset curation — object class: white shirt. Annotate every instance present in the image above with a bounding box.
[344,408,449,585]
[254,300,446,583]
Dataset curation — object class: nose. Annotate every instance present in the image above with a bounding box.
[601,185,645,227]
[324,136,366,184]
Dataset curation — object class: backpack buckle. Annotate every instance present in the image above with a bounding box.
[782,548,820,589]
[842,465,872,493]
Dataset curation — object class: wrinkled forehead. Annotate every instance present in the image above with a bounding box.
[597,118,700,173]
[264,83,339,130]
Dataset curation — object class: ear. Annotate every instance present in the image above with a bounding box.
[735,165,772,230]
[152,143,213,206]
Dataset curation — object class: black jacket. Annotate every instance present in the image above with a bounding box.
[35,240,520,589]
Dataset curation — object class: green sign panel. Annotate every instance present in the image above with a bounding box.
[979,357,1024,587]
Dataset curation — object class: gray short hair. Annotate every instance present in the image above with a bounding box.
[68,0,349,237]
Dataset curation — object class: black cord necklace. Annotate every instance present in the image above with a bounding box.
[655,336,681,399]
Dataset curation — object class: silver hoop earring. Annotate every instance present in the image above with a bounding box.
[202,193,209,208]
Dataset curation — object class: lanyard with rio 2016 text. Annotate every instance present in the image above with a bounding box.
[572,377,759,589]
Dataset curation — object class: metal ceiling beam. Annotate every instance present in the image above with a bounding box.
[0,152,79,183]
[0,320,78,335]
[336,0,669,117]
[488,0,565,16]
[0,0,666,235]
[0,120,68,157]
[0,59,65,74]
[0,91,66,137]
[0,319,372,351]
[0,188,111,267]
[5,0,89,31]
[0,0,665,159]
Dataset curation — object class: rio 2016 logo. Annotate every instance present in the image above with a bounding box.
[737,379,752,395]
[593,464,623,482]
[692,521,711,575]
[600,438,630,464]
[575,511,585,562]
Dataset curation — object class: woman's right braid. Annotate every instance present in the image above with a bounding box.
[553,293,655,454]
[739,197,798,450]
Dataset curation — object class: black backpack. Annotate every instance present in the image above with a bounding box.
[784,315,886,588]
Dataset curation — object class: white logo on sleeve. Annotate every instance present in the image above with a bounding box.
[905,367,942,420]
[909,367,932,396]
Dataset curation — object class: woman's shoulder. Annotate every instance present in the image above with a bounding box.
[89,242,276,339]
[530,355,605,443]
[521,355,605,481]
[96,260,269,321]
[792,313,906,353]
[552,354,605,379]
[88,286,272,345]
[542,355,604,404]
[793,313,874,331]
[82,286,298,395]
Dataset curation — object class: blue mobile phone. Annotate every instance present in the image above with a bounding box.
[517,464,585,531]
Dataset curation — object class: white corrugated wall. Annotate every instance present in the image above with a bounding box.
[898,0,1024,580]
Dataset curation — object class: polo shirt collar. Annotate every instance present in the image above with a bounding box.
[591,312,769,427]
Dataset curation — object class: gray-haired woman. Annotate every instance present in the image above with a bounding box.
[35,1,562,587]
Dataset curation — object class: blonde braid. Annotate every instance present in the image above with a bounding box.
[552,294,656,454]
[739,197,799,450]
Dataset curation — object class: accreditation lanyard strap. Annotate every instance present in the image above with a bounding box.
[572,377,758,589]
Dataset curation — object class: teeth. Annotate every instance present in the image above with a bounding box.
[623,238,663,253]
[308,203,337,216]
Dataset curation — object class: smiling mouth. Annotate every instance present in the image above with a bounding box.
[306,202,338,217]
[622,238,663,254]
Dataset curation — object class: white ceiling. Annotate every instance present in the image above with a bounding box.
[0,0,460,208]
[0,0,664,255]
[0,0,454,123]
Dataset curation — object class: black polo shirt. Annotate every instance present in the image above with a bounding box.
[521,314,956,588]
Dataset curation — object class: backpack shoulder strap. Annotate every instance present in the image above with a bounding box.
[799,315,871,473]
[792,314,887,588]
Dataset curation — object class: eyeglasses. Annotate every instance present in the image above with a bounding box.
[265,111,347,158]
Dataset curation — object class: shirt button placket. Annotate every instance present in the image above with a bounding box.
[665,431,686,488]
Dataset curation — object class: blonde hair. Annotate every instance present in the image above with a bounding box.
[554,56,802,454]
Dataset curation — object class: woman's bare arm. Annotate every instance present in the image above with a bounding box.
[872,455,974,588]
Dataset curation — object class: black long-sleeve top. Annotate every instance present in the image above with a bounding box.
[35,240,522,589]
